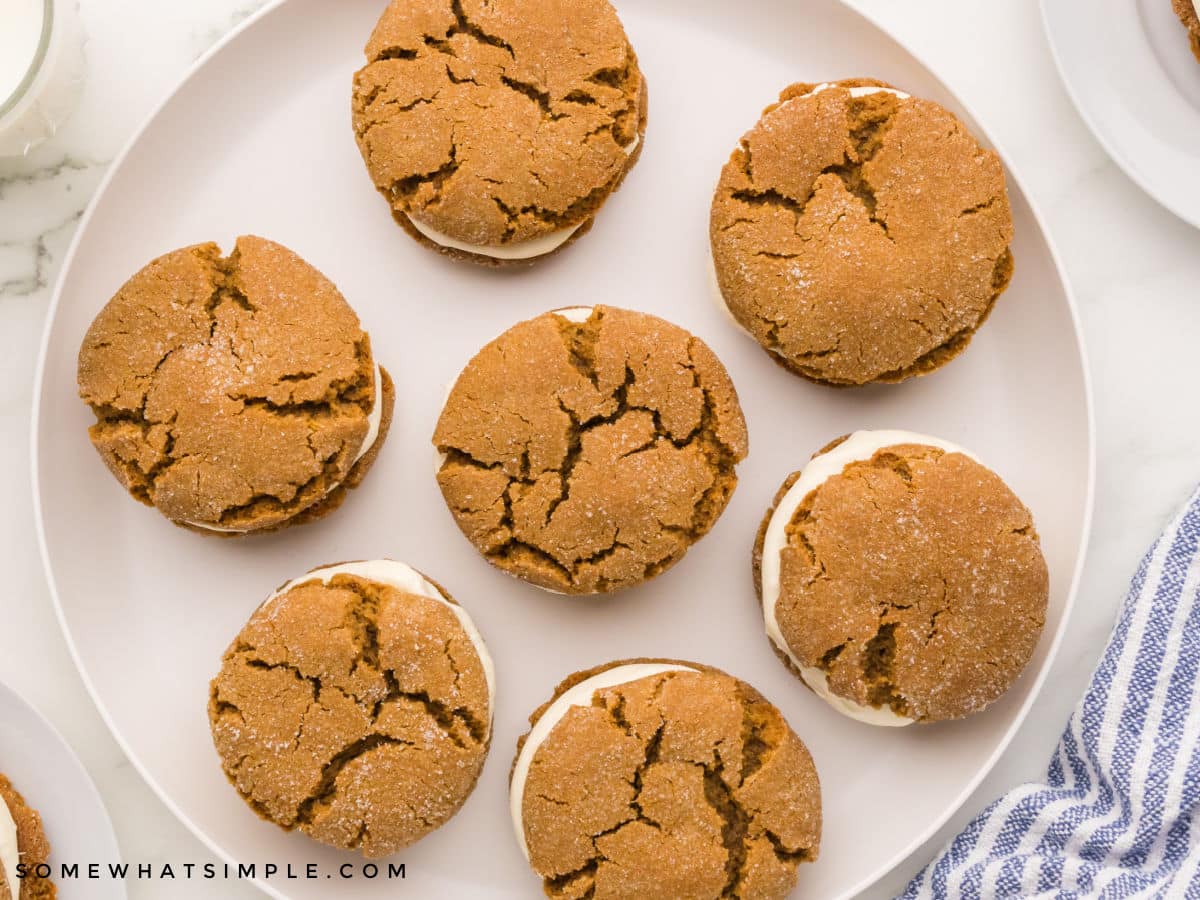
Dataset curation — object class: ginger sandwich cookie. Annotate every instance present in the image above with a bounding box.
[1173,0,1200,61]
[510,659,821,899]
[352,0,648,264]
[434,305,749,594]
[208,560,494,856]
[0,774,54,900]
[77,236,394,536]
[711,79,1015,386]
[755,431,1049,725]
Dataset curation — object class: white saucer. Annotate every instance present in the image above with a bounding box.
[1042,0,1200,228]
[0,680,125,899]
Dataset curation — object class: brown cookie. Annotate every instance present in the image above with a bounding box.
[710,78,1015,386]
[208,560,494,857]
[753,431,1049,725]
[1173,0,1200,61]
[0,774,54,900]
[77,236,394,535]
[510,658,821,900]
[351,0,647,265]
[433,306,749,594]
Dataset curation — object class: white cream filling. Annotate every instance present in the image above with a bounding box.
[408,135,641,260]
[551,305,594,323]
[802,82,910,101]
[409,217,585,261]
[761,430,979,727]
[510,663,697,860]
[271,560,496,725]
[358,360,385,465]
[0,794,18,900]
[188,360,384,533]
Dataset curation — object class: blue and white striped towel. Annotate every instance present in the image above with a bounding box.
[901,486,1200,899]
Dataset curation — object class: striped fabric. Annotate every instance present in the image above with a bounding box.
[900,486,1200,899]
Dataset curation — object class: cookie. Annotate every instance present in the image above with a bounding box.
[433,305,749,594]
[77,236,394,535]
[351,0,647,265]
[0,774,54,900]
[710,78,1015,386]
[208,560,494,856]
[754,431,1049,725]
[1173,0,1200,61]
[510,659,821,899]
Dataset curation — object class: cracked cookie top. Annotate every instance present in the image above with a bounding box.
[710,78,1015,386]
[351,0,646,261]
[0,774,54,900]
[433,305,749,595]
[77,236,389,535]
[755,433,1049,724]
[208,561,494,858]
[511,659,821,900]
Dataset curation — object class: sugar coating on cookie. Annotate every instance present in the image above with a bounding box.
[0,774,54,900]
[755,432,1049,724]
[352,0,647,263]
[208,561,493,857]
[511,660,821,899]
[433,305,749,594]
[1173,0,1200,61]
[77,236,392,535]
[0,795,15,900]
[710,78,1015,386]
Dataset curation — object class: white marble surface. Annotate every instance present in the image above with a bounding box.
[2,1,1198,897]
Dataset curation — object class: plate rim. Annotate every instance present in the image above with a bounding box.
[0,678,127,900]
[827,8,1096,894]
[1039,0,1200,230]
[30,1,1097,898]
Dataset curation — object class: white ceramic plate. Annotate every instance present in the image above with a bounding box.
[33,0,1094,897]
[0,680,125,900]
[1042,0,1200,228]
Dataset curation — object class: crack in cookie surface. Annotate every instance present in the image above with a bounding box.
[352,0,646,250]
[711,79,1015,386]
[77,237,382,533]
[518,663,820,899]
[433,307,749,594]
[208,574,491,857]
[768,445,1049,722]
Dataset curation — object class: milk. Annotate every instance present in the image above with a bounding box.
[0,0,85,157]
[0,0,46,106]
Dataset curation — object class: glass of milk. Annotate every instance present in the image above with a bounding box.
[0,0,85,157]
